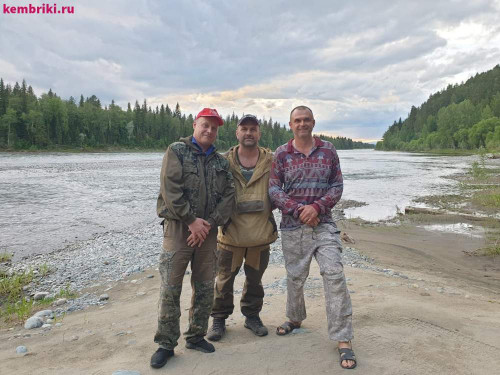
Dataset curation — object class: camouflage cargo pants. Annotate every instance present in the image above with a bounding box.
[154,219,217,350]
[281,223,353,342]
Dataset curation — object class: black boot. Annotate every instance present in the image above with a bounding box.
[150,347,174,368]
[185,338,215,353]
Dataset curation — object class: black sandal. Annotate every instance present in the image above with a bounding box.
[338,347,357,369]
[276,321,300,336]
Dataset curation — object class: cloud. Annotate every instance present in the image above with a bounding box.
[1,0,499,140]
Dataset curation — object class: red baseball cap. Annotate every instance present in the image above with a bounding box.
[195,108,224,126]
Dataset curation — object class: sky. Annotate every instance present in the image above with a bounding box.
[1,0,500,142]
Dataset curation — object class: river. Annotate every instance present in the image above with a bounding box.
[0,150,473,260]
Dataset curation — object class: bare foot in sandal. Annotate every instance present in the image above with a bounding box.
[276,320,301,335]
[338,341,357,369]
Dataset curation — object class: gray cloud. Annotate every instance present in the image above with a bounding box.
[1,0,499,140]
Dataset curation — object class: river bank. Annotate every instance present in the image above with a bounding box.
[1,150,499,373]
[1,216,499,374]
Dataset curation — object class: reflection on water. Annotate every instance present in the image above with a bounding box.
[0,150,473,259]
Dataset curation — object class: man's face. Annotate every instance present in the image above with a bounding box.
[236,122,260,148]
[289,108,315,139]
[193,117,218,149]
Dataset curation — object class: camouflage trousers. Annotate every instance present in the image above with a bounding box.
[281,223,353,342]
[154,219,217,350]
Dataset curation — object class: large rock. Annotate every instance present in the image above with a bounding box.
[24,316,43,330]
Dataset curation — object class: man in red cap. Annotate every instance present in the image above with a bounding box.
[151,108,235,369]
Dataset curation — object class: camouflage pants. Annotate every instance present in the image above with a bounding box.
[154,220,217,350]
[281,223,353,342]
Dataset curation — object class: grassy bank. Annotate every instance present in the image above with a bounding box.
[0,258,76,325]
[407,154,500,256]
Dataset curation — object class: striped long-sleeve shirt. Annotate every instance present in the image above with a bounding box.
[269,137,343,230]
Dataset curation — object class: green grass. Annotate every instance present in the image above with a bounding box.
[0,269,35,323]
[38,263,51,277]
[0,267,77,324]
[480,238,500,256]
[3,298,34,322]
[0,269,34,302]
[0,252,13,263]
[476,192,500,208]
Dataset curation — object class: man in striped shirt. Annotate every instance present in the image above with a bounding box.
[269,106,357,370]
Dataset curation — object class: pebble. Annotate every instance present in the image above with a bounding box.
[99,294,109,301]
[69,335,79,341]
[411,284,419,288]
[53,298,67,306]
[7,211,398,316]
[24,317,43,330]
[420,292,431,296]
[291,328,307,334]
[112,371,141,375]
[16,345,28,354]
[42,324,52,330]
[55,323,62,327]
[34,292,49,301]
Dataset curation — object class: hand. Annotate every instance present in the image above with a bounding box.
[187,233,203,247]
[187,218,211,247]
[306,216,320,227]
[298,205,318,224]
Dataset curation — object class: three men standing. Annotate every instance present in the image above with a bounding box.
[152,106,356,370]
[269,106,357,370]
[152,108,235,369]
[208,114,278,341]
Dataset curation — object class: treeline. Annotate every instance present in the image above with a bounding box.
[0,78,374,151]
[376,64,500,151]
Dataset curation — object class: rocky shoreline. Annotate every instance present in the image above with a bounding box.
[5,205,409,321]
[13,236,404,322]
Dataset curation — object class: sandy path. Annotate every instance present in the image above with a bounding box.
[1,224,500,375]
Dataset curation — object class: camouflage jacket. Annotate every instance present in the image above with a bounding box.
[156,136,235,228]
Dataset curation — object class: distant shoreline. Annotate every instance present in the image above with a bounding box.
[0,146,376,154]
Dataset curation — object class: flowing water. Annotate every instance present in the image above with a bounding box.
[0,150,473,259]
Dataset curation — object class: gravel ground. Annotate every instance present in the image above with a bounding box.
[9,211,408,316]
